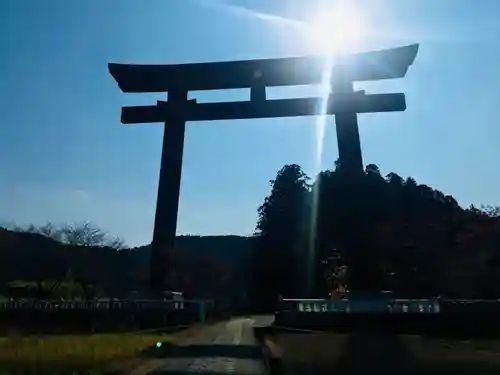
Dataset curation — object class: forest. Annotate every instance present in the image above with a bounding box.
[252,162,500,308]
[1,162,499,308]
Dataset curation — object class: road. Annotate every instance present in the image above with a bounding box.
[143,316,273,375]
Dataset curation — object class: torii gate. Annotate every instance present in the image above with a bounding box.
[109,44,419,293]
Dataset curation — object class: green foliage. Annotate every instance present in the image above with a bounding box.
[252,162,500,301]
[7,276,86,300]
[252,165,312,308]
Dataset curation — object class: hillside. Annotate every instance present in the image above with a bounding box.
[0,229,253,303]
[2,163,500,304]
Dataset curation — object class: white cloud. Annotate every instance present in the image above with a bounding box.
[192,0,305,30]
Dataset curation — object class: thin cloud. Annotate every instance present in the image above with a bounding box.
[189,0,404,51]
[193,0,306,30]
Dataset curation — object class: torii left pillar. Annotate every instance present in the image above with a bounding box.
[150,90,188,292]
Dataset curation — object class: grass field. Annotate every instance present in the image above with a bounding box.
[0,330,182,375]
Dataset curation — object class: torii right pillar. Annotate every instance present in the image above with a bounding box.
[332,77,384,295]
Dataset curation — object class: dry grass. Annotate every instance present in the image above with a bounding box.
[0,331,173,375]
[260,330,500,375]
[404,335,500,365]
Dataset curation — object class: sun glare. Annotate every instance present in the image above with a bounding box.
[305,2,365,56]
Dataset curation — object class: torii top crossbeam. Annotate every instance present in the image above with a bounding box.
[109,44,418,93]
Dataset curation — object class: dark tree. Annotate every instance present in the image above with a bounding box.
[251,164,311,310]
[253,160,500,300]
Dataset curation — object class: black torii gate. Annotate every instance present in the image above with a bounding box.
[109,44,419,294]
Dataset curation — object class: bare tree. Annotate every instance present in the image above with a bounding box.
[1,221,34,233]
[104,236,126,250]
[60,222,106,247]
[481,205,500,218]
[7,220,126,249]
[4,220,127,300]
[36,222,63,241]
[58,222,126,250]
[5,221,61,241]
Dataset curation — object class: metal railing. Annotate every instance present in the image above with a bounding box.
[279,298,442,314]
[0,299,212,312]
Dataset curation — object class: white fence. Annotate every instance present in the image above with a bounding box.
[0,299,213,311]
[280,298,441,313]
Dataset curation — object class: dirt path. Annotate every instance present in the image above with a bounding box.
[135,318,267,375]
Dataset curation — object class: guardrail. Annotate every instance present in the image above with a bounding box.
[278,298,500,315]
[0,299,217,324]
[0,299,213,311]
[275,298,500,336]
[279,298,441,314]
[0,299,217,334]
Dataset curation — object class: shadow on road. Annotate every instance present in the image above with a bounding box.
[138,342,267,375]
[149,372,258,375]
[140,343,263,360]
[256,327,500,375]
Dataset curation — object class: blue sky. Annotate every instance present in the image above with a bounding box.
[1,0,500,247]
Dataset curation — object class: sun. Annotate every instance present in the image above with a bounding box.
[304,2,365,56]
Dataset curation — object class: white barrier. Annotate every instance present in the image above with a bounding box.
[280,298,441,313]
[0,299,210,312]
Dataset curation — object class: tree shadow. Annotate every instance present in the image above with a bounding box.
[149,372,259,375]
[137,342,267,375]
[258,328,500,375]
[140,343,264,360]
